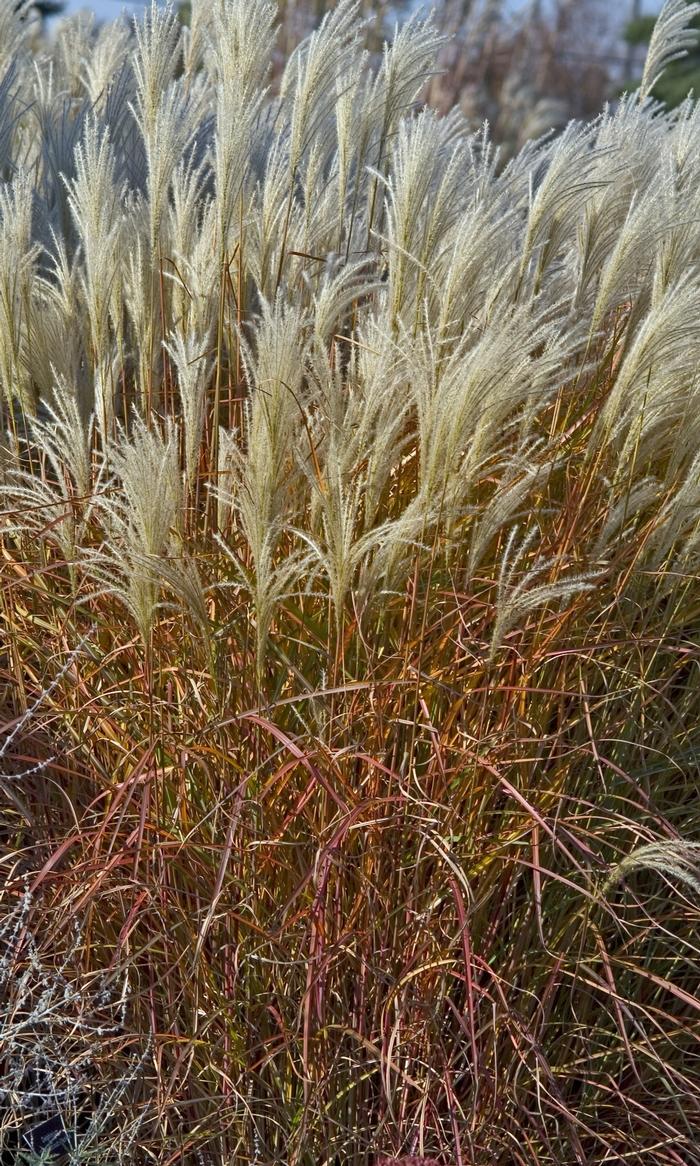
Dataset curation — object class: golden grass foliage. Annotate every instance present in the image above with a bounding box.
[1,1,700,1163]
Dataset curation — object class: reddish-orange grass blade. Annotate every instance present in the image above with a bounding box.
[375,1159,444,1165]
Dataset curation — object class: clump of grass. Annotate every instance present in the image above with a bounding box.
[1,1,700,1163]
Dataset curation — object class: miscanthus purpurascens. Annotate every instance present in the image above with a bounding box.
[2,1,700,1164]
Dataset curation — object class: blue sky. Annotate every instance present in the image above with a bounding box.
[57,0,664,23]
[69,0,144,16]
[59,0,148,19]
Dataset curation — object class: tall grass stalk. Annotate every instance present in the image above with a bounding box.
[1,1,700,1162]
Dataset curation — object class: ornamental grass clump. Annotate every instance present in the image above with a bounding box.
[1,1,700,1163]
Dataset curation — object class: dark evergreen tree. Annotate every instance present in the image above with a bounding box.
[15,1,65,17]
